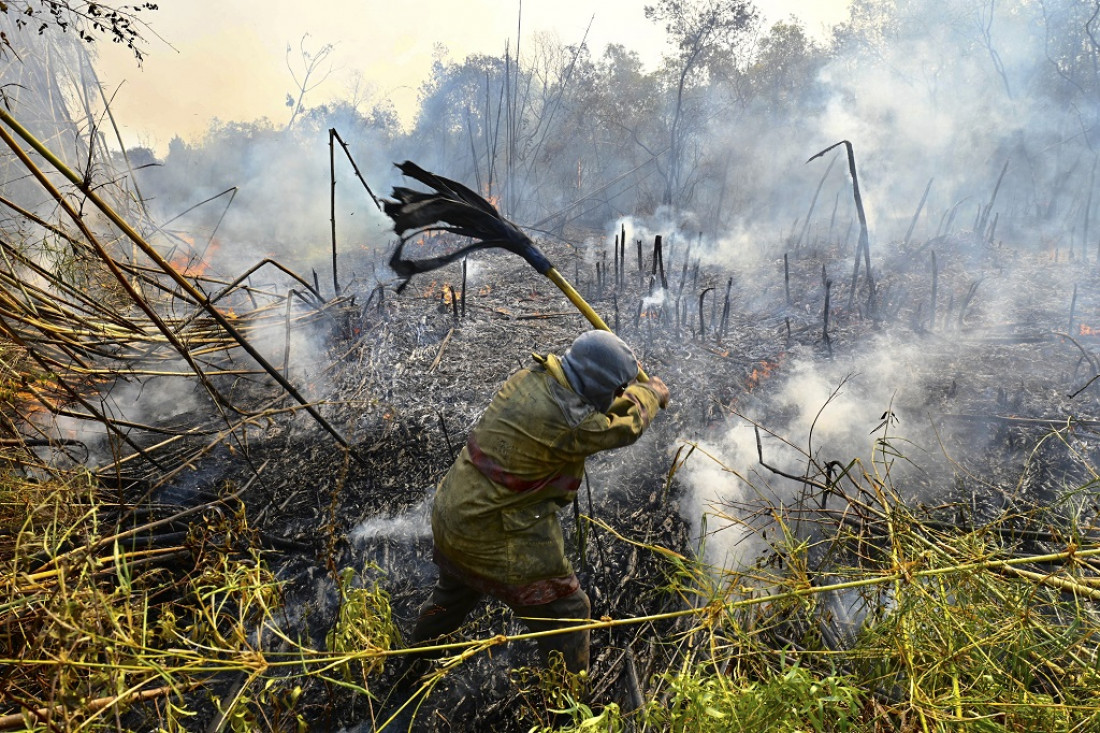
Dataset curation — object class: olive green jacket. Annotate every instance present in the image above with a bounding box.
[431,352,663,606]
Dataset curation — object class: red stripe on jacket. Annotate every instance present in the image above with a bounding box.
[466,434,582,494]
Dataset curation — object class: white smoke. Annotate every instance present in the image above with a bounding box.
[349,494,434,543]
[679,337,942,569]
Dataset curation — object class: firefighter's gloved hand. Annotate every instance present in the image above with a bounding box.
[642,376,670,409]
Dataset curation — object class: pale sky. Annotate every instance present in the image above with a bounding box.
[95,1,851,154]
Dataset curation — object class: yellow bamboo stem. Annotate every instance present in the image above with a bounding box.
[544,267,649,382]
[0,106,353,452]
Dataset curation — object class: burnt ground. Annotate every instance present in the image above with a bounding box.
[120,230,1100,731]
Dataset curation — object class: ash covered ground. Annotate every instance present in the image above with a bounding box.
[133,228,1100,731]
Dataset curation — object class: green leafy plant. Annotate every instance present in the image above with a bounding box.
[325,564,401,684]
[643,661,862,732]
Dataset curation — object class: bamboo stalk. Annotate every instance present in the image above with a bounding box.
[429,328,454,373]
[1069,283,1078,335]
[620,223,626,289]
[904,178,933,246]
[809,141,871,311]
[613,234,619,291]
[978,159,1010,235]
[329,128,339,295]
[1087,159,1097,265]
[930,250,938,332]
[0,117,235,410]
[653,235,667,290]
[798,153,836,248]
[0,106,355,454]
[719,277,732,342]
[330,128,382,209]
[698,287,713,339]
[784,253,791,305]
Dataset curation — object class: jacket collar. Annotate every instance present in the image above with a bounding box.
[532,353,573,391]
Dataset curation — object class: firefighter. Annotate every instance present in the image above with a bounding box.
[406,329,670,675]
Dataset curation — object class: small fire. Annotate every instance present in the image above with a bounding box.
[168,234,219,278]
[11,386,64,426]
[745,355,785,393]
[421,280,457,304]
[1081,324,1100,337]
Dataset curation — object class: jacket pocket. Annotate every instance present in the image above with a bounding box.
[501,502,553,533]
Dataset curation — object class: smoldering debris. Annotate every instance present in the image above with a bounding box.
[8,1,1100,726]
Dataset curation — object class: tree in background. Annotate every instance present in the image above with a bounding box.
[99,0,1100,254]
[284,34,336,132]
[0,1,156,61]
[1033,0,1100,147]
[698,19,829,235]
[646,0,758,208]
[409,47,509,198]
[552,43,666,227]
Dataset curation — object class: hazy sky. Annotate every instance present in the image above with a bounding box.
[95,1,851,153]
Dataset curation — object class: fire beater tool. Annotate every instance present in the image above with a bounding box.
[383,161,649,381]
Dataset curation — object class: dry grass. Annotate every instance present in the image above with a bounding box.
[0,450,404,731]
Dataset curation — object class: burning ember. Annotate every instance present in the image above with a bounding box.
[745,356,784,393]
[167,234,219,278]
[420,280,458,304]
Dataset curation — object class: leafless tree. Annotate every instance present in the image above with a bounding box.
[646,0,757,207]
[285,34,336,132]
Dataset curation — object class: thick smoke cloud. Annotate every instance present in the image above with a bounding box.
[689,0,1096,267]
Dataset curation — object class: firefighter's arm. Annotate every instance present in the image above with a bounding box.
[566,376,668,453]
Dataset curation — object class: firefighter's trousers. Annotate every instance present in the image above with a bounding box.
[409,568,591,673]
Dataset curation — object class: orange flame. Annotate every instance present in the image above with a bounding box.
[421,280,458,304]
[168,234,219,278]
[1081,324,1100,337]
[745,355,785,393]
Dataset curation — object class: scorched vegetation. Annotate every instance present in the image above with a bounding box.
[6,0,1100,731]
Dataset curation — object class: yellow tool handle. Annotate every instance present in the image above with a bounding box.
[545,267,649,382]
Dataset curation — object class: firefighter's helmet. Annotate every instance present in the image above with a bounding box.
[561,330,638,413]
